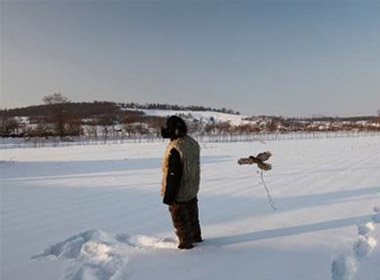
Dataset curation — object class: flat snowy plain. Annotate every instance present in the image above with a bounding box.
[1,136,380,280]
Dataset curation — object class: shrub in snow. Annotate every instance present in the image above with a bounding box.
[331,256,357,280]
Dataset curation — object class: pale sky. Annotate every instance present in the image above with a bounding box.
[1,0,379,117]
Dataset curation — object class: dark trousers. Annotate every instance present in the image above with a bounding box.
[169,197,202,246]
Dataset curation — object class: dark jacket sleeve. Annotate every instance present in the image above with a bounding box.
[163,148,182,205]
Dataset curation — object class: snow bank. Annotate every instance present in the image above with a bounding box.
[32,230,177,280]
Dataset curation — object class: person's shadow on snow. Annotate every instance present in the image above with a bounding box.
[208,214,372,246]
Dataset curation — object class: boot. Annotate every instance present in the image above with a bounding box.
[178,243,194,250]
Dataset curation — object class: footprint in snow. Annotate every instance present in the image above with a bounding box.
[331,205,379,280]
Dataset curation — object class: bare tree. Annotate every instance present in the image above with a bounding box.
[121,111,144,137]
[42,93,70,105]
[0,117,21,136]
[42,93,71,137]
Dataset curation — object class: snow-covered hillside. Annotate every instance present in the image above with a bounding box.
[1,136,380,280]
[139,108,251,126]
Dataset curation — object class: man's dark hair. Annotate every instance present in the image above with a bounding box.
[161,116,187,139]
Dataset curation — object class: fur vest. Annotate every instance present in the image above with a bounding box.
[161,135,200,202]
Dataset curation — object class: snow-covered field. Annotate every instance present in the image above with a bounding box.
[1,136,380,280]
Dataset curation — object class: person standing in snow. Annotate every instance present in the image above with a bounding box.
[161,116,203,249]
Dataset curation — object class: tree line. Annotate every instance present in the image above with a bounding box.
[0,94,241,138]
[1,93,379,139]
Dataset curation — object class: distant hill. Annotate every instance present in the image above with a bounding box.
[0,101,379,138]
[0,101,240,120]
[0,102,245,137]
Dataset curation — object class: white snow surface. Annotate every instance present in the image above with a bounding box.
[1,136,380,280]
